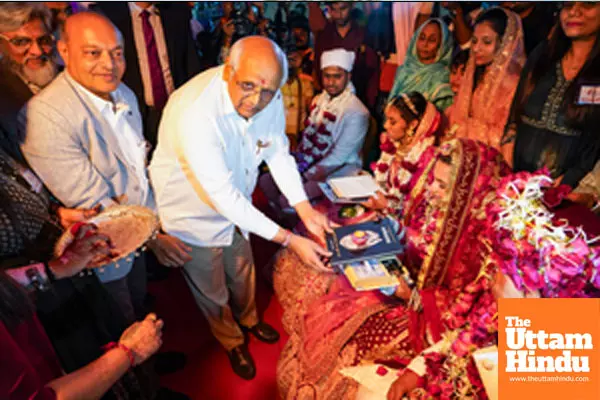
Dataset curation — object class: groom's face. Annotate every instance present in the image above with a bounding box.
[322,66,349,98]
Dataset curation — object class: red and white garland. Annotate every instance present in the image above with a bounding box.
[371,104,442,216]
[294,83,355,174]
[372,134,436,215]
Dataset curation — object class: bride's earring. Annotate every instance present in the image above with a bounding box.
[406,125,415,138]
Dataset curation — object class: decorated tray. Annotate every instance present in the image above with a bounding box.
[328,204,376,226]
[54,205,159,268]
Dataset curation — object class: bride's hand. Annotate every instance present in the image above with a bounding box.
[393,278,412,301]
[387,371,419,400]
[566,192,596,209]
[361,191,388,211]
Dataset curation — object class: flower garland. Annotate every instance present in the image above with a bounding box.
[293,83,355,175]
[413,170,600,399]
[488,170,600,298]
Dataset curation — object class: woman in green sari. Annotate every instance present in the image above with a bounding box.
[389,19,455,111]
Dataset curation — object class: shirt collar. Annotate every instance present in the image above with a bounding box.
[65,71,129,115]
[128,2,159,17]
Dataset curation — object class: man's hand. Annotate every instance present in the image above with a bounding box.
[295,201,337,245]
[387,371,419,400]
[148,234,193,267]
[288,234,333,273]
[57,205,101,229]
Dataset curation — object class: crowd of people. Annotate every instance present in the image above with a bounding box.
[0,1,599,400]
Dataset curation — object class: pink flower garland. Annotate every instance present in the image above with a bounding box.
[412,170,600,399]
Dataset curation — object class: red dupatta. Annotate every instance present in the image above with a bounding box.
[403,139,509,350]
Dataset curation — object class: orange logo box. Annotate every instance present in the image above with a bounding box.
[498,298,600,400]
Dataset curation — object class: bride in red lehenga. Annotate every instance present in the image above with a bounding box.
[276,139,510,399]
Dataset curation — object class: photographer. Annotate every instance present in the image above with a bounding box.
[208,2,276,66]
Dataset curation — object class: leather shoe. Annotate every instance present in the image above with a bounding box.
[227,344,256,380]
[246,321,280,344]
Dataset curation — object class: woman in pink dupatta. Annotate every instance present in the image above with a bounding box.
[448,7,526,165]
[277,139,510,399]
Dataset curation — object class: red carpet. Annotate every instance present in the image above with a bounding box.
[148,230,287,400]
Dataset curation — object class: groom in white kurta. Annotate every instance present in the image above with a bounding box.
[260,48,370,208]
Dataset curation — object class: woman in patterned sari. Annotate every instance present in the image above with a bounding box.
[276,139,510,399]
[448,8,526,165]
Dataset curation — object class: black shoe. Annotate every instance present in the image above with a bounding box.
[155,351,187,376]
[156,387,190,400]
[246,321,280,344]
[227,344,256,380]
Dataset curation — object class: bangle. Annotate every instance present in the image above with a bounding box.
[408,289,422,312]
[282,231,293,247]
[103,342,135,368]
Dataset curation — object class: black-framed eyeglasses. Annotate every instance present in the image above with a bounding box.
[0,33,55,52]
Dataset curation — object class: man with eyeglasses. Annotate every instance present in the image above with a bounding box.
[0,3,58,163]
[149,35,336,380]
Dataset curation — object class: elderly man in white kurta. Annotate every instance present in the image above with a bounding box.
[149,36,333,380]
[260,48,370,208]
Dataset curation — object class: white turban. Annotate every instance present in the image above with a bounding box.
[321,48,355,72]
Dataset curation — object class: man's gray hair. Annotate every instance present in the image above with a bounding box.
[228,36,289,88]
[0,2,52,35]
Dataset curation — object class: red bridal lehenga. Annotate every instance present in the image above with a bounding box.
[275,139,510,399]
